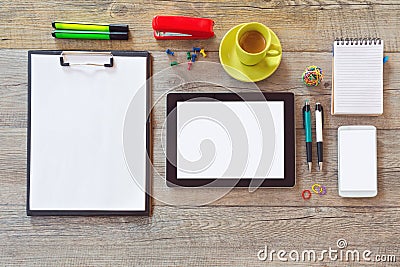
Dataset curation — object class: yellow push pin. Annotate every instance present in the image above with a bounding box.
[200,48,207,58]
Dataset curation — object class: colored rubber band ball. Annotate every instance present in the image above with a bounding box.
[302,65,323,86]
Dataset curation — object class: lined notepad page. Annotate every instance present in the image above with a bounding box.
[332,40,383,115]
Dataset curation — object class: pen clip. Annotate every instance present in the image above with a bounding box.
[321,105,324,128]
[302,105,306,129]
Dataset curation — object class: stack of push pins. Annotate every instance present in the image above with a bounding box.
[166,47,207,70]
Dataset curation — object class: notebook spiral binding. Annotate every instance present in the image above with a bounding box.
[335,37,382,45]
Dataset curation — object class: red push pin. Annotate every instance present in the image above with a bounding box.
[187,61,192,70]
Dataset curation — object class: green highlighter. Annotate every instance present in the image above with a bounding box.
[52,30,128,40]
[52,21,129,32]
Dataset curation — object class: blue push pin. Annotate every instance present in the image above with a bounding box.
[193,47,201,52]
[191,54,197,62]
[166,49,175,56]
[383,56,389,64]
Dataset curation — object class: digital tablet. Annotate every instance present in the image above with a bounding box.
[166,92,295,187]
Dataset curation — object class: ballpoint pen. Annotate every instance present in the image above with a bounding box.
[303,100,312,172]
[315,103,324,171]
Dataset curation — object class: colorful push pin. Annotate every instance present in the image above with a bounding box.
[383,56,389,64]
[193,47,201,52]
[187,51,191,60]
[166,49,174,56]
[187,61,192,70]
[170,61,178,66]
[200,48,207,57]
[191,54,197,62]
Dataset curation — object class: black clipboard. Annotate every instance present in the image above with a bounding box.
[27,50,152,216]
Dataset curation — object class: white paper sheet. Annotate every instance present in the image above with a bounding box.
[176,101,285,179]
[29,53,148,211]
[333,41,383,115]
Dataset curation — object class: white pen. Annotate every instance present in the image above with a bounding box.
[315,103,324,171]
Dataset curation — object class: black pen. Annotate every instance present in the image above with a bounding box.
[303,100,312,172]
[315,103,324,171]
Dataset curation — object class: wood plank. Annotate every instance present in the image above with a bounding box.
[1,50,399,129]
[0,205,398,266]
[150,50,400,131]
[151,83,400,131]
[1,1,400,51]
[0,50,27,128]
[3,126,399,207]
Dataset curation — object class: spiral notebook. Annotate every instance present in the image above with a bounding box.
[332,38,384,115]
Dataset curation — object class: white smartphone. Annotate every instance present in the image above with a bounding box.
[338,126,377,197]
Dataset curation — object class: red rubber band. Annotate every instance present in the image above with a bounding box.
[302,189,312,200]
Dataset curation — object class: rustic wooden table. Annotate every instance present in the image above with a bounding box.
[1,1,399,266]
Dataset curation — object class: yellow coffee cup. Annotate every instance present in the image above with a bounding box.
[236,22,281,66]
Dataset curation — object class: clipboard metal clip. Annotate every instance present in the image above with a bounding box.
[60,51,114,67]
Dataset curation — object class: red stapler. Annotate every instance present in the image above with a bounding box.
[152,16,215,40]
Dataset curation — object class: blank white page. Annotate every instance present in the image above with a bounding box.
[338,126,377,197]
[176,101,284,179]
[29,53,147,211]
[333,40,383,115]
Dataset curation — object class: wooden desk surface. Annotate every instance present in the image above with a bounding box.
[1,1,399,266]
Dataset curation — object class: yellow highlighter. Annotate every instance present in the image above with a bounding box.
[52,21,129,32]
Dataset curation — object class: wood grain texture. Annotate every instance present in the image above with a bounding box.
[0,205,399,266]
[1,1,400,52]
[1,50,400,129]
[1,0,399,266]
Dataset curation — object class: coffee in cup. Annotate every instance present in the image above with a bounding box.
[235,22,281,66]
[239,30,266,53]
